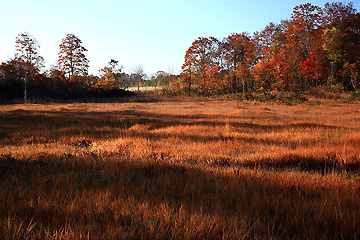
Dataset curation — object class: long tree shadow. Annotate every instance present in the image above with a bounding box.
[0,109,344,138]
[1,109,357,174]
[1,154,359,239]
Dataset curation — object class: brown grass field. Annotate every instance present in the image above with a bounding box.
[0,99,360,239]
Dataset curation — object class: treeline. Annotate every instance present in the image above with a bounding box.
[0,31,183,102]
[1,2,359,102]
[180,2,360,96]
[0,60,134,102]
[0,33,139,102]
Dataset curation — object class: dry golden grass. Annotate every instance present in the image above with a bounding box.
[1,100,360,239]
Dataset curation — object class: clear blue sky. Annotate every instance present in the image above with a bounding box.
[1,0,358,76]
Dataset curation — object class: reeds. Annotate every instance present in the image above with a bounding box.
[0,101,359,239]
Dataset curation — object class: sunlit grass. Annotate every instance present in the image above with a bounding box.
[1,101,360,239]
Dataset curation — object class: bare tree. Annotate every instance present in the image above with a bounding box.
[132,64,146,91]
[15,32,44,101]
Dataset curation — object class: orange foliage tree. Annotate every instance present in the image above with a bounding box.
[181,2,360,95]
[181,37,220,94]
[221,32,256,93]
[97,59,124,89]
[58,33,89,78]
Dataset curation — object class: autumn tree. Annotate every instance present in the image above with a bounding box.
[58,34,89,78]
[252,23,287,90]
[253,23,283,60]
[322,2,357,30]
[321,27,345,87]
[180,2,360,95]
[277,4,324,90]
[180,60,194,95]
[321,2,360,90]
[181,37,220,94]
[99,59,123,81]
[221,32,256,93]
[251,3,352,91]
[288,3,323,58]
[97,59,124,89]
[278,2,359,91]
[15,32,45,100]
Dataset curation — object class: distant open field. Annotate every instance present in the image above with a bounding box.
[127,86,163,92]
[1,100,360,239]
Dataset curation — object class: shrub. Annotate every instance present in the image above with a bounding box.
[346,91,359,100]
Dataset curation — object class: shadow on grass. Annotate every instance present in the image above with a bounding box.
[2,108,358,172]
[1,109,357,174]
[1,153,359,239]
[0,108,343,140]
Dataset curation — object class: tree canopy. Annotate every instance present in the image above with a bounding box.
[58,33,89,78]
[180,2,360,94]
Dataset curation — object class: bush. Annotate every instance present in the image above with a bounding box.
[244,92,257,101]
[308,87,326,99]
[346,91,359,100]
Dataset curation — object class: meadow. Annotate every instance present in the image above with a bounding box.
[0,99,360,239]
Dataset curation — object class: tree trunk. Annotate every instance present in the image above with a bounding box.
[24,71,28,101]
[188,72,191,96]
[240,69,245,95]
[232,75,237,93]
[330,63,334,90]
